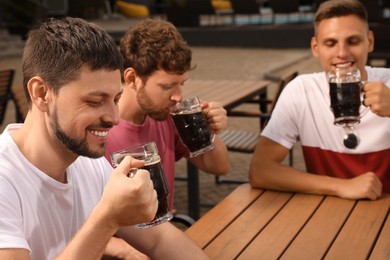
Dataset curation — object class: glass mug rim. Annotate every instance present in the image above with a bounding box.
[327,67,361,83]
[170,96,201,114]
[110,141,158,164]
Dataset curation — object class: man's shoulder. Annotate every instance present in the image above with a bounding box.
[366,66,390,84]
[0,125,20,162]
[297,71,325,81]
[284,71,326,92]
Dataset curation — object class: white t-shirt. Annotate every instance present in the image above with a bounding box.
[0,124,112,260]
[262,67,390,190]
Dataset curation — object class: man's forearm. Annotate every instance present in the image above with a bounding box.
[197,136,230,175]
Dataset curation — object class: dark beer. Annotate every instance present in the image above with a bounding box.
[172,111,212,152]
[329,82,361,125]
[141,157,170,220]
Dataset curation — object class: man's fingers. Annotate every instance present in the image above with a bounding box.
[114,156,145,177]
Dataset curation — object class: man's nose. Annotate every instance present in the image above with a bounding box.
[102,103,120,126]
[171,85,183,103]
[337,43,349,58]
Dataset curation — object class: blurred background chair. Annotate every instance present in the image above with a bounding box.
[216,71,298,184]
[11,86,28,123]
[0,68,15,125]
[211,0,233,13]
[115,0,150,18]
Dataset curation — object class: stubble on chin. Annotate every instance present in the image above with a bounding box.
[148,110,170,121]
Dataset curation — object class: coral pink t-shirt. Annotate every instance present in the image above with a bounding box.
[105,117,189,209]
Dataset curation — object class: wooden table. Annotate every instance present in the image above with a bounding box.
[181,79,270,220]
[186,184,390,259]
[183,79,270,111]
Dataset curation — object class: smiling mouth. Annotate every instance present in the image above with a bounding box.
[89,130,109,137]
[334,62,353,68]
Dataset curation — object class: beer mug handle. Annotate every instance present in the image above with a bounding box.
[359,81,371,118]
[360,81,368,105]
[211,133,216,143]
[128,168,138,178]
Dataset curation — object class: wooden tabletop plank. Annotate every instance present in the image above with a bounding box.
[237,193,324,259]
[185,80,226,100]
[325,194,390,259]
[184,80,234,103]
[369,194,390,259]
[185,184,262,248]
[183,80,269,109]
[204,190,293,259]
[280,196,356,259]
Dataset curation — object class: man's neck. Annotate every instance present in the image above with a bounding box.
[11,115,76,183]
[118,90,146,125]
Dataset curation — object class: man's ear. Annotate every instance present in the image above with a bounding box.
[123,67,137,86]
[27,76,50,112]
[311,36,319,57]
[368,30,374,53]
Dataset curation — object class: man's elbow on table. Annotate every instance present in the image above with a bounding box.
[248,161,270,189]
[248,152,277,189]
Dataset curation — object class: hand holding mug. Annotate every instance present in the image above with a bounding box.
[201,101,227,135]
[362,81,390,117]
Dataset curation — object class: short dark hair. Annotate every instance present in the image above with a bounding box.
[22,17,123,104]
[314,0,368,32]
[119,19,193,81]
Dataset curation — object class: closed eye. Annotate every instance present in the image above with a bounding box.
[87,100,104,107]
[324,39,336,47]
[114,96,121,105]
[160,84,175,90]
[348,37,362,46]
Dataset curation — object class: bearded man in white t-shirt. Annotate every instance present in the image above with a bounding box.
[0,17,208,260]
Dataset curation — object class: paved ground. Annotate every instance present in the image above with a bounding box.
[0,26,323,229]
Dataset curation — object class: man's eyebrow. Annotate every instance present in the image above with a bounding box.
[87,88,123,96]
[84,91,109,98]
[158,82,178,88]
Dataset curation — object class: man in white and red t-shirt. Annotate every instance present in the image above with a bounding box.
[249,0,390,200]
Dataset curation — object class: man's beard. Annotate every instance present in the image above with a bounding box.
[50,106,104,158]
[137,86,174,121]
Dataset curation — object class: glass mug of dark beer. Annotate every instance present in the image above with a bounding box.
[110,142,172,229]
[327,67,362,126]
[171,96,215,157]
[327,67,363,149]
